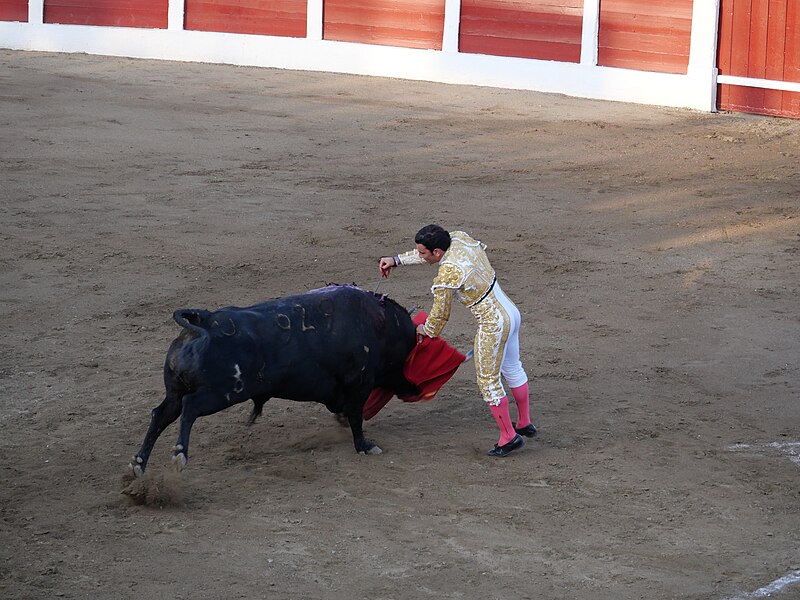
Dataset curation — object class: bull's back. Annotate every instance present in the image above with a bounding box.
[254,286,414,363]
[167,286,415,399]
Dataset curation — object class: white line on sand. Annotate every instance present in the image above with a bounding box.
[725,569,800,599]
[727,441,800,466]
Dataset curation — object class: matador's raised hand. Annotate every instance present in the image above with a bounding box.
[379,256,397,278]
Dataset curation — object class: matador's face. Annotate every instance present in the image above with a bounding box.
[417,243,444,265]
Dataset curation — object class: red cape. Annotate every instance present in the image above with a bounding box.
[363,311,467,420]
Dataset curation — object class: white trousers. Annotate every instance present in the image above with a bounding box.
[473,282,528,405]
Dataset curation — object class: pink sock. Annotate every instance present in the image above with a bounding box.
[510,382,531,428]
[489,397,517,446]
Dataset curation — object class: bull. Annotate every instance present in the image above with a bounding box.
[129,284,418,476]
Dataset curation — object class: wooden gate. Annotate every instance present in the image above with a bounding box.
[717,0,800,118]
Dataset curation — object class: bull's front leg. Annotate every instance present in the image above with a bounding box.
[345,401,382,455]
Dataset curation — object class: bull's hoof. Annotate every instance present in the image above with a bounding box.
[129,456,144,478]
[357,442,383,455]
[171,452,187,472]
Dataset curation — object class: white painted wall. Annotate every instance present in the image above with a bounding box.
[1,0,721,112]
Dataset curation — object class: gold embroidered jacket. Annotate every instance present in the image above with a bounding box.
[397,231,496,337]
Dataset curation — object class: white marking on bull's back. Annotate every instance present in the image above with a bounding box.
[725,569,800,599]
[233,364,244,393]
[363,346,369,353]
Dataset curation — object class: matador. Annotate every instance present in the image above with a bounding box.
[379,224,537,457]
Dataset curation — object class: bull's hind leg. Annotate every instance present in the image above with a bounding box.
[130,391,183,477]
[172,389,246,472]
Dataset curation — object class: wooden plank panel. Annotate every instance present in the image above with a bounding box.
[728,0,752,76]
[747,0,769,78]
[326,6,445,30]
[785,0,800,82]
[462,0,582,12]
[760,88,782,115]
[764,0,787,79]
[324,0,445,50]
[598,46,691,73]
[717,0,735,74]
[44,0,168,28]
[784,0,800,114]
[459,0,582,63]
[600,0,693,19]
[718,84,800,118]
[325,23,443,48]
[185,0,307,37]
[0,0,28,22]
[760,0,787,114]
[598,0,692,74]
[599,28,691,55]
[460,9,582,44]
[460,33,580,61]
[599,13,693,36]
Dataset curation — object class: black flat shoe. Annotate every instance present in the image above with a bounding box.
[514,423,538,438]
[487,434,525,457]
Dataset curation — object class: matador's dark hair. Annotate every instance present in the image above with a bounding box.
[415,224,451,253]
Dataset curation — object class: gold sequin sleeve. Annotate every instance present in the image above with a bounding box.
[423,263,464,337]
[423,286,453,338]
[396,249,426,266]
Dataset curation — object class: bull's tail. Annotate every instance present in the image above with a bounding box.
[173,309,212,335]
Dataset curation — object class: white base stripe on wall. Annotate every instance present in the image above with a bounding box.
[0,22,718,111]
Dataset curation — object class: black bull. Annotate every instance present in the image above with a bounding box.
[129,285,418,476]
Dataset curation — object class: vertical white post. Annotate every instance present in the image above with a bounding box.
[688,0,721,111]
[442,0,461,53]
[580,0,600,65]
[307,0,323,40]
[168,0,185,31]
[29,0,44,24]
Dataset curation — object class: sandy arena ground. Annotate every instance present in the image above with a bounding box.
[1,50,799,600]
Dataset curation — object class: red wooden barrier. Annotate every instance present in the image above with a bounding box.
[44,0,168,28]
[718,0,800,118]
[184,0,307,37]
[323,0,445,50]
[0,0,28,22]
[459,0,583,62]
[598,0,693,74]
